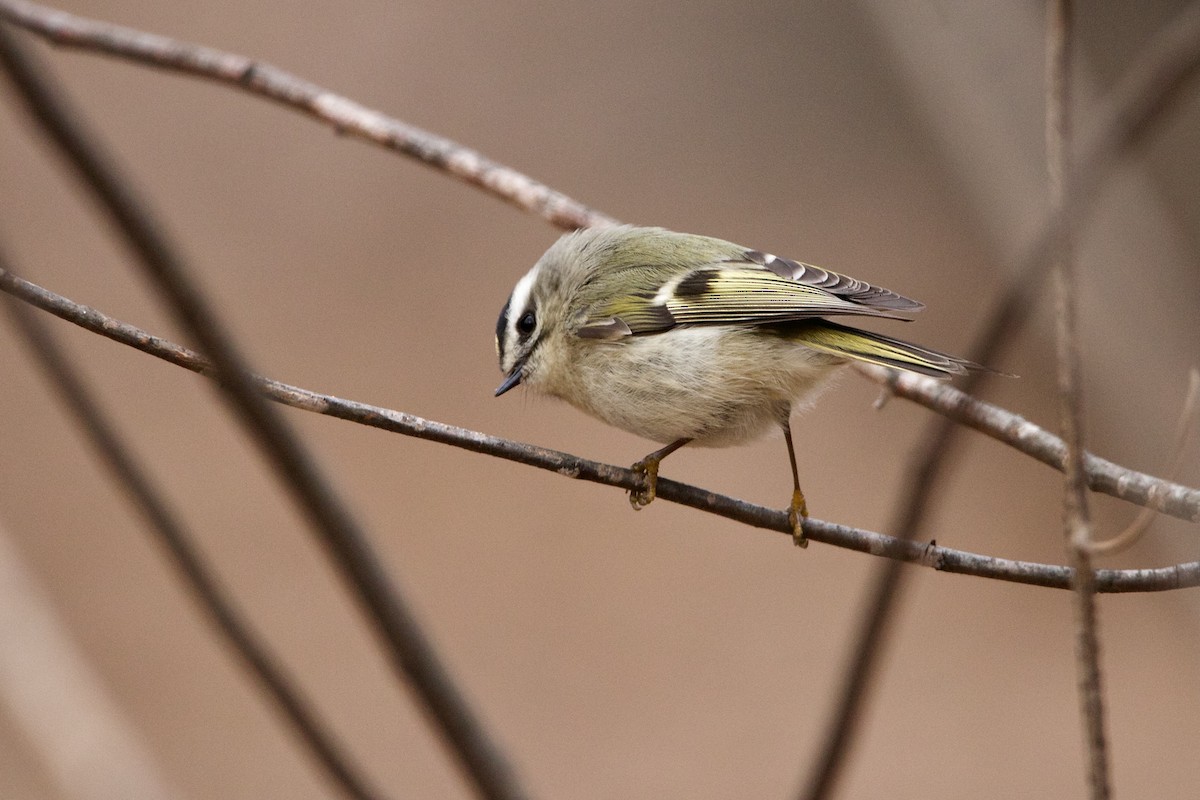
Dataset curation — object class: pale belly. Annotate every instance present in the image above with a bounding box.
[551,327,844,447]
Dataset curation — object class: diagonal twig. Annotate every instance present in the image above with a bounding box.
[1,254,391,800]
[0,22,530,800]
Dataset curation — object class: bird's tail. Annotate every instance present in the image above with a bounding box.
[795,320,978,378]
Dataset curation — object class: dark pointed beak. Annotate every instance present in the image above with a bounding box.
[494,366,524,397]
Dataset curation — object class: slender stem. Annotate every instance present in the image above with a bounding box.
[0,23,529,800]
[1,262,389,800]
[1047,2,1110,798]
[854,366,1200,523]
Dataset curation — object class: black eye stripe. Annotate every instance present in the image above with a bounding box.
[495,298,511,361]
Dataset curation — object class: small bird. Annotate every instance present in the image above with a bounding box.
[494,225,975,546]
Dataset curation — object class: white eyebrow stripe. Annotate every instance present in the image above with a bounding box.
[506,266,539,338]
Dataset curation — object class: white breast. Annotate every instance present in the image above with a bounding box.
[552,327,845,446]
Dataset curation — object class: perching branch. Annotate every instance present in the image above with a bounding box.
[0,0,614,232]
[2,266,1197,593]
[0,256,390,800]
[0,24,530,800]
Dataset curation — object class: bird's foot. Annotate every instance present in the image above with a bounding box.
[788,488,810,548]
[629,457,661,510]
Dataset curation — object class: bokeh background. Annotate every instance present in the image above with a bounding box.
[2,1,1198,798]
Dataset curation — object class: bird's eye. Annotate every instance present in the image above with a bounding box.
[517,311,536,335]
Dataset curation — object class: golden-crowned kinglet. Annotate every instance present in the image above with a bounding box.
[494,225,974,546]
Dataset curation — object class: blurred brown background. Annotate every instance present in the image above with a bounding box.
[2,1,1198,798]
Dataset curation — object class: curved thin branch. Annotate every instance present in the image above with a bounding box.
[1,261,389,800]
[2,267,1196,593]
[0,0,614,232]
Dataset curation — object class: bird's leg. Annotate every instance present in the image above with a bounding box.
[783,420,810,547]
[630,438,691,510]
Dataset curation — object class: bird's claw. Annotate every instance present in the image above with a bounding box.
[788,488,810,548]
[629,458,660,510]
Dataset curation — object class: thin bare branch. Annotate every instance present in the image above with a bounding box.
[798,5,1200,794]
[2,267,1197,593]
[855,366,1200,523]
[0,0,614,231]
[1047,2,1110,796]
[0,256,390,800]
[1047,0,1084,539]
[0,24,530,800]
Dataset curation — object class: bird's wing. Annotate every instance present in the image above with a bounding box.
[576,250,924,340]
